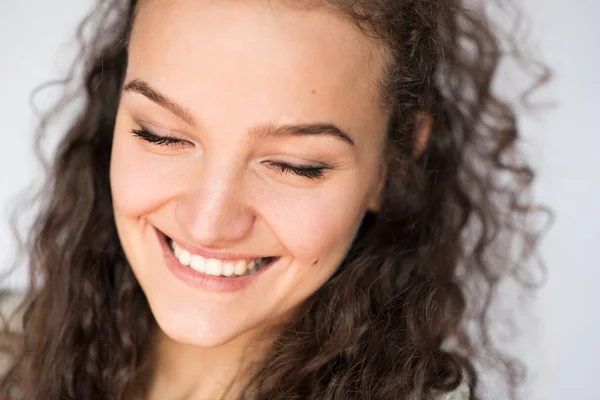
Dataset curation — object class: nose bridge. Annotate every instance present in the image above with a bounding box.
[175,153,254,245]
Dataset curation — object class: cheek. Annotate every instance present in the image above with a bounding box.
[258,182,367,262]
[110,131,188,218]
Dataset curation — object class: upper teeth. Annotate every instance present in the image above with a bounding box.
[171,240,266,277]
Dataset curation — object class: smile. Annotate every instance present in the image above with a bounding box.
[155,228,280,291]
[168,238,275,278]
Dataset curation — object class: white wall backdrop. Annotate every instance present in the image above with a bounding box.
[515,1,600,399]
[1,1,598,399]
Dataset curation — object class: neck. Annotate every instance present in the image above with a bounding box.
[147,325,274,400]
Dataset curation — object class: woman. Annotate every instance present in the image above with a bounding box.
[0,0,546,399]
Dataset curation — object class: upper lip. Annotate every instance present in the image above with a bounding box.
[159,229,273,262]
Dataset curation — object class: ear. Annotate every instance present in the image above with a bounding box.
[367,112,432,212]
[367,161,387,212]
[412,112,432,159]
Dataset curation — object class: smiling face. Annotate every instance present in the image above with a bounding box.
[110,0,390,349]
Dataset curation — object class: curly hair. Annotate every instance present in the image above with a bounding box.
[0,0,549,399]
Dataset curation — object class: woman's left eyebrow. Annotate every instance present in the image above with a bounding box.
[249,122,355,146]
[122,78,355,147]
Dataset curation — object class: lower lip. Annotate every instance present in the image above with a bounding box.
[155,228,277,292]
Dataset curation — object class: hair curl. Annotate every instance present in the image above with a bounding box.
[0,0,549,399]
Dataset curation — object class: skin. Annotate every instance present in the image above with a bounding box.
[109,1,424,398]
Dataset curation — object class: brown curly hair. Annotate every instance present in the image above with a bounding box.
[0,0,549,399]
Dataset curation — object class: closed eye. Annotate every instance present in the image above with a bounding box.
[131,128,190,148]
[131,127,330,180]
[263,161,329,180]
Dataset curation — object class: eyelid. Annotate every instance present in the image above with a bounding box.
[262,160,332,180]
[263,153,334,167]
[131,121,335,179]
[131,122,192,150]
[139,120,195,143]
[136,121,182,138]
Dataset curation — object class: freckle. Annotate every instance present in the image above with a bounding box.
[313,259,319,265]
[311,89,316,94]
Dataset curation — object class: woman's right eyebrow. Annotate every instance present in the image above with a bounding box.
[122,79,197,126]
[122,78,355,147]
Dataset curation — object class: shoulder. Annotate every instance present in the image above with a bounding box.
[431,370,472,400]
[433,378,471,400]
[0,291,26,376]
[0,291,26,332]
[409,372,471,400]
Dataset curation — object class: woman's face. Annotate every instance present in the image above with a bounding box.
[110,0,390,348]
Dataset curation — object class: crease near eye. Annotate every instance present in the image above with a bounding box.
[131,127,190,149]
[130,126,331,180]
[262,161,328,180]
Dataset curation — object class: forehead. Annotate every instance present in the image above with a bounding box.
[128,0,389,145]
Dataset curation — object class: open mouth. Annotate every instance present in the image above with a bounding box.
[164,234,278,278]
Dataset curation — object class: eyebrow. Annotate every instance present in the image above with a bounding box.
[123,79,196,126]
[122,79,355,146]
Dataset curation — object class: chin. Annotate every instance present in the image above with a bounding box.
[147,293,255,349]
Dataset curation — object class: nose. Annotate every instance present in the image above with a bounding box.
[174,161,255,247]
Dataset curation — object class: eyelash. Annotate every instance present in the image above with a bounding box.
[130,128,328,180]
[131,128,188,148]
[263,161,326,179]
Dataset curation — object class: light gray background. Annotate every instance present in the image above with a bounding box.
[1,1,598,399]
